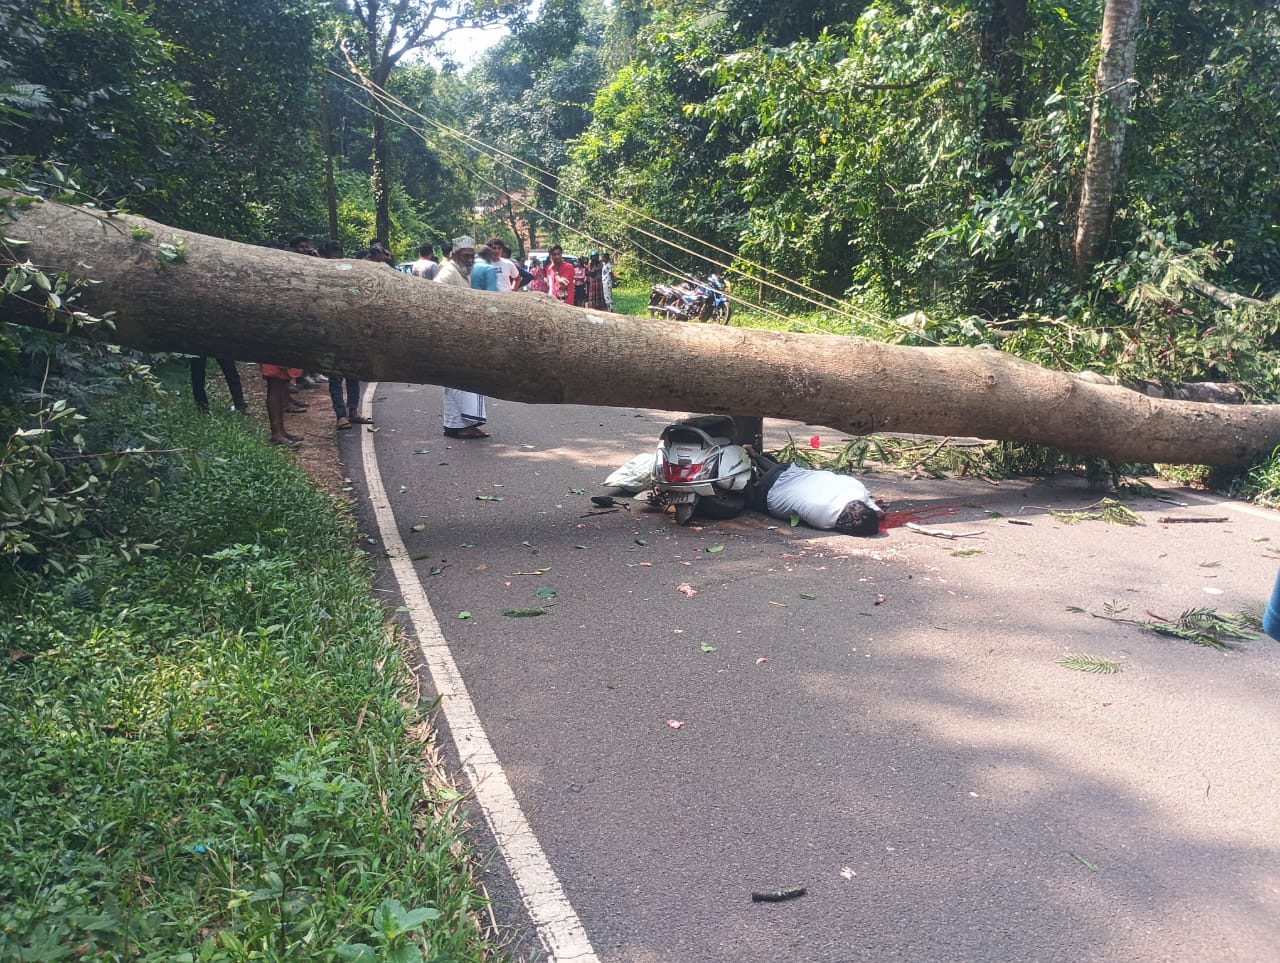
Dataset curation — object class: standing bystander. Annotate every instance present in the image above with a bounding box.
[601,252,615,311]
[433,236,490,439]
[584,251,607,310]
[411,242,439,279]
[190,356,248,414]
[546,245,575,305]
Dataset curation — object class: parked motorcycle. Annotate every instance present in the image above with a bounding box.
[647,274,732,324]
[650,415,753,524]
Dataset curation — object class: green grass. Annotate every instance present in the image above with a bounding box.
[610,280,651,318]
[0,402,501,961]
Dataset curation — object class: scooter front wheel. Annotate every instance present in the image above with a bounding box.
[675,502,696,525]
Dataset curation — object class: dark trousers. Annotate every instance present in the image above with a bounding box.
[745,452,785,512]
[191,357,247,411]
[329,376,361,419]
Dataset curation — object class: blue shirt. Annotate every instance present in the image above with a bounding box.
[470,261,499,292]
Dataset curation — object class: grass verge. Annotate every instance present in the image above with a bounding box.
[0,399,501,961]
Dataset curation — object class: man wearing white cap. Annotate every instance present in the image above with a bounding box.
[433,236,490,439]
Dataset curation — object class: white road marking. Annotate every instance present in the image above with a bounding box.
[358,383,599,963]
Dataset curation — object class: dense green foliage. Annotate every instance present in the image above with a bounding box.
[0,400,498,960]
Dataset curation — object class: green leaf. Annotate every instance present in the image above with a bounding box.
[536,587,557,600]
[410,553,430,561]
[503,608,545,617]
[706,545,725,553]
[395,906,441,929]
[458,611,471,620]
[386,948,425,963]
[635,538,647,546]
[790,512,801,528]
[410,524,426,532]
[1069,852,1098,872]
[1056,653,1122,674]
[699,642,717,653]
[799,592,816,600]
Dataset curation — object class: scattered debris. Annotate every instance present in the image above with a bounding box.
[677,584,698,597]
[1157,516,1228,524]
[905,522,983,540]
[591,495,630,510]
[1056,653,1123,674]
[665,719,684,729]
[1092,606,1259,651]
[1049,498,1143,526]
[1069,853,1098,872]
[751,886,807,903]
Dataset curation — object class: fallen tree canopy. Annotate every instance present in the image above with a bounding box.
[4,201,1280,468]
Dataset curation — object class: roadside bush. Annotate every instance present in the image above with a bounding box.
[0,403,499,961]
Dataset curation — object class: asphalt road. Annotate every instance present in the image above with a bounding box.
[343,383,1280,963]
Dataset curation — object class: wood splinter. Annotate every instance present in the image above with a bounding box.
[751,886,807,903]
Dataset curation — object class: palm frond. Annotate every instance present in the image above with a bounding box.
[1051,498,1144,526]
[1057,653,1122,674]
[1143,608,1258,651]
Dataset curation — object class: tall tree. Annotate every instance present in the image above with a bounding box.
[1073,0,1142,279]
[345,0,525,244]
[138,0,329,238]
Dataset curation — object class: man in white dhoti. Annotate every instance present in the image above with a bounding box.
[433,236,490,439]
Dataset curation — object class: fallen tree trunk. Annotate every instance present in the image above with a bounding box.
[4,201,1280,468]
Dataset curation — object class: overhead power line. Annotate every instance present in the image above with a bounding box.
[334,69,894,332]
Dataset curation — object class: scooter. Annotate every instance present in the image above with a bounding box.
[650,415,753,525]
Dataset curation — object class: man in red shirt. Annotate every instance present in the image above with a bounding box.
[547,245,575,306]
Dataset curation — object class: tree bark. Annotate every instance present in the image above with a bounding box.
[5,202,1280,468]
[320,82,340,242]
[1073,0,1142,280]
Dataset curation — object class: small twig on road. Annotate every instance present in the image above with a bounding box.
[905,522,983,540]
[1156,516,1228,524]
